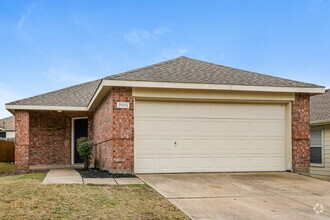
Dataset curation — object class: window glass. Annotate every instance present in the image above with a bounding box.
[310,130,322,164]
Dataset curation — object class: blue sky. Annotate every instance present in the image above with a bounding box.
[0,0,330,118]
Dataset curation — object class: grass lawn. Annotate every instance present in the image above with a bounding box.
[0,162,14,173]
[0,173,189,220]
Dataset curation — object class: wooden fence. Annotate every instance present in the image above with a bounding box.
[0,139,15,162]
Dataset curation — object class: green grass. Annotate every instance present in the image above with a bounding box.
[0,162,14,173]
[0,173,188,220]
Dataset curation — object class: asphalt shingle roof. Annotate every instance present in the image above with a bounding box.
[7,80,101,107]
[311,89,330,122]
[0,116,14,130]
[6,57,323,108]
[106,57,322,88]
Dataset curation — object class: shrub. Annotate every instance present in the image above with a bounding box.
[76,137,93,170]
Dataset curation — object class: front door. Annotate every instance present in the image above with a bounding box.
[74,118,88,164]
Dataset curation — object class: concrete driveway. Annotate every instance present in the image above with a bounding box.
[139,172,330,220]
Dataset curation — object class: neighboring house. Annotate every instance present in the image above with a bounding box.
[5,57,325,174]
[0,116,15,140]
[310,89,330,178]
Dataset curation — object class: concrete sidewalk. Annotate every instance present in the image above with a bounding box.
[42,169,144,185]
[42,169,83,184]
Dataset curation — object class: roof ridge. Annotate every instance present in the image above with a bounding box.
[184,57,321,87]
[106,57,187,79]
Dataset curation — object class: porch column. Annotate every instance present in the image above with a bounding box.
[292,93,310,175]
[15,110,30,170]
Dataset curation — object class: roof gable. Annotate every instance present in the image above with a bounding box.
[106,56,322,88]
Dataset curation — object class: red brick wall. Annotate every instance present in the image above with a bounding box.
[92,91,114,169]
[292,93,310,174]
[92,87,134,172]
[15,110,91,169]
[15,110,30,170]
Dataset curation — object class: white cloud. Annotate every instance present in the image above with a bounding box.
[0,83,23,118]
[157,46,192,60]
[124,27,171,46]
[16,2,37,29]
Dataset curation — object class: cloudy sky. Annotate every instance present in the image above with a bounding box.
[0,0,329,118]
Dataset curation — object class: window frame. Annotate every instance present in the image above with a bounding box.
[310,127,325,167]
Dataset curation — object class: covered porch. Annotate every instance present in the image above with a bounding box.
[15,110,92,170]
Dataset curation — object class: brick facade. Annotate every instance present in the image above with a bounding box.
[15,110,30,170]
[14,88,311,174]
[15,110,92,169]
[92,87,134,172]
[29,111,91,166]
[292,93,311,175]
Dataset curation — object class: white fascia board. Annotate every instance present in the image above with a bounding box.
[310,119,330,126]
[5,105,88,111]
[103,80,325,94]
[5,79,325,112]
[87,79,105,109]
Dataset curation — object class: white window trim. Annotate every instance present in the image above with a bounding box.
[71,117,88,165]
[310,127,325,167]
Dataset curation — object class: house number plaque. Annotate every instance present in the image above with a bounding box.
[117,102,130,109]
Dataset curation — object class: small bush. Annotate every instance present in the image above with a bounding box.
[76,137,93,170]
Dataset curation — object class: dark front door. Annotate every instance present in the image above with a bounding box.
[74,118,88,164]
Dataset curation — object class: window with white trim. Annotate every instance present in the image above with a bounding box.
[310,130,323,164]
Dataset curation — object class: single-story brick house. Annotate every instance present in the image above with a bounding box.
[310,89,330,178]
[6,57,325,174]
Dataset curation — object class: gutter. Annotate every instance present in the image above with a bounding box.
[310,119,330,126]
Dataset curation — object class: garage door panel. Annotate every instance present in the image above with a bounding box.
[154,120,174,132]
[136,158,155,171]
[156,140,175,151]
[175,157,195,169]
[135,120,154,132]
[157,158,175,169]
[195,158,213,169]
[214,121,231,131]
[135,140,155,152]
[135,100,286,173]
[175,121,194,132]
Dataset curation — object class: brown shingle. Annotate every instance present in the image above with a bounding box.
[6,80,101,107]
[7,57,323,108]
[311,89,330,122]
[0,116,15,130]
[106,56,322,88]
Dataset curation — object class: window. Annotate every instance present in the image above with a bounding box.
[0,132,5,138]
[310,130,323,164]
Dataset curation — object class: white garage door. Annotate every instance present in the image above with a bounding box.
[134,100,286,173]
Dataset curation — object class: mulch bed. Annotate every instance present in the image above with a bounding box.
[76,168,136,178]
[0,169,48,177]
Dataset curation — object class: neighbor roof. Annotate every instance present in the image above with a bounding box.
[6,56,323,108]
[0,116,15,130]
[106,57,322,88]
[311,89,330,122]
